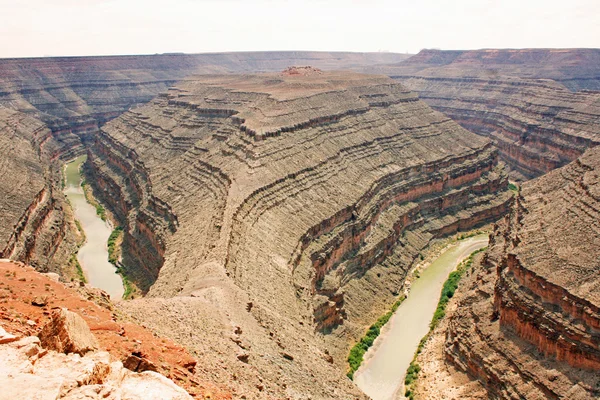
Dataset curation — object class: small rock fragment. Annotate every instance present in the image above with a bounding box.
[31,295,48,307]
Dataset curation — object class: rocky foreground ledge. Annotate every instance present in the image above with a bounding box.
[0,260,231,399]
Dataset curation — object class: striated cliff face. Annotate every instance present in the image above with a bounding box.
[0,106,79,273]
[442,146,600,399]
[88,71,511,398]
[367,49,600,180]
[0,51,411,160]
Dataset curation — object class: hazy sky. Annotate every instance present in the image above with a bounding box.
[1,0,599,58]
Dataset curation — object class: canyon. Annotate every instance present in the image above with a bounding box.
[0,51,411,274]
[367,49,600,179]
[1,47,599,399]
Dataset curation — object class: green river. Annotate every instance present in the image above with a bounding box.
[354,235,489,400]
[64,156,124,300]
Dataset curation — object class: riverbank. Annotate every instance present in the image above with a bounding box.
[64,156,125,299]
[353,233,489,400]
[404,247,486,399]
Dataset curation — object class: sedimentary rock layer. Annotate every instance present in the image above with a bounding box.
[0,106,78,273]
[444,147,600,399]
[89,71,511,398]
[0,51,411,159]
[367,49,600,179]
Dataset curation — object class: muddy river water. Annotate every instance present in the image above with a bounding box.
[64,156,124,300]
[354,235,489,400]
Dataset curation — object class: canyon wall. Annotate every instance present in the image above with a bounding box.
[367,49,600,179]
[89,70,511,398]
[0,106,79,274]
[442,146,600,399]
[382,48,600,91]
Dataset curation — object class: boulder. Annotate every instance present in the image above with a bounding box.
[38,308,98,355]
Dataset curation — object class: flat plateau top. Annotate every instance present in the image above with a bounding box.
[178,70,400,101]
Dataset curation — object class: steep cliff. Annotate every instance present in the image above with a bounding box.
[0,106,79,274]
[88,70,511,398]
[367,49,600,179]
[436,147,600,399]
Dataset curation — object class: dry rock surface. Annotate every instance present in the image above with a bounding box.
[39,308,99,355]
[0,330,192,400]
[87,70,511,398]
[414,146,600,399]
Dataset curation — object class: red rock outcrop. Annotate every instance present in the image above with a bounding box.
[0,260,230,398]
[442,147,600,399]
[86,71,511,398]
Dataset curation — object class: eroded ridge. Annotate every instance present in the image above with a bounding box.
[0,51,411,159]
[89,71,511,398]
[444,146,600,399]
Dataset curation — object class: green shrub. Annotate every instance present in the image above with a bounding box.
[69,254,86,283]
[107,227,123,265]
[346,297,405,379]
